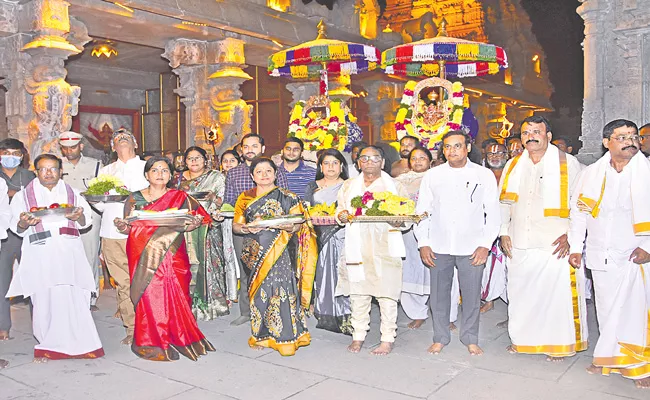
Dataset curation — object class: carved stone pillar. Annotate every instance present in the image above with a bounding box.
[2,0,88,157]
[362,80,403,143]
[577,0,608,164]
[163,38,252,157]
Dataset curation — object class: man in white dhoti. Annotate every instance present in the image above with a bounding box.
[59,131,103,310]
[500,115,588,362]
[337,145,409,355]
[569,119,650,389]
[416,131,500,356]
[480,143,509,314]
[6,154,103,362]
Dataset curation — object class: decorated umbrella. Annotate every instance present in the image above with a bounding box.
[381,19,508,80]
[268,20,380,96]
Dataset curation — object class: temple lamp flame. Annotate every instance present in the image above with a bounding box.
[91,43,118,58]
[499,115,514,139]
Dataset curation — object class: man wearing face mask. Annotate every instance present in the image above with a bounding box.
[94,129,148,345]
[0,138,35,341]
[59,132,103,311]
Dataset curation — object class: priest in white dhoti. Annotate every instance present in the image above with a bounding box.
[6,154,103,362]
[336,145,409,356]
[569,119,650,389]
[499,116,588,361]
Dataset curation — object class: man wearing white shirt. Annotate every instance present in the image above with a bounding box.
[415,131,500,356]
[569,119,650,389]
[499,116,588,362]
[7,154,103,362]
[95,129,148,345]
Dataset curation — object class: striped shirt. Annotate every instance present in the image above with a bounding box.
[224,162,289,205]
[278,161,316,199]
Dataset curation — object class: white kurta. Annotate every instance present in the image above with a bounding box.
[6,180,103,358]
[500,150,588,356]
[335,173,408,300]
[569,159,650,379]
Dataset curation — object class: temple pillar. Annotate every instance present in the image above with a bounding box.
[362,80,403,143]
[577,0,608,164]
[163,37,252,158]
[1,0,88,157]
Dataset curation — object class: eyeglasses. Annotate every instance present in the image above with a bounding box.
[186,156,204,162]
[37,167,59,174]
[609,134,640,143]
[358,155,382,163]
[487,152,507,157]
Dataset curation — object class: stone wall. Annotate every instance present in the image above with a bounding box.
[578,0,650,164]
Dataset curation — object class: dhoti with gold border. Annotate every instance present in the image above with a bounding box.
[508,247,589,357]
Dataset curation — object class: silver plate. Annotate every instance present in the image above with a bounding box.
[126,213,195,227]
[30,207,76,217]
[82,193,129,203]
[246,215,304,228]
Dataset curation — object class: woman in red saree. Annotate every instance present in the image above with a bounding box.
[115,156,215,361]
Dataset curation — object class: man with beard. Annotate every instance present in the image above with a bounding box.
[480,143,509,314]
[59,131,103,311]
[639,123,650,158]
[569,119,650,389]
[95,129,149,345]
[278,137,316,199]
[391,135,419,177]
[224,133,289,326]
[499,116,588,362]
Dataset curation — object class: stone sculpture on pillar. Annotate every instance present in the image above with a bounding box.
[164,37,252,157]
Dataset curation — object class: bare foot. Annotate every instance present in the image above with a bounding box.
[32,357,48,364]
[586,364,603,375]
[449,322,457,331]
[408,319,425,329]
[427,342,445,355]
[546,356,565,362]
[634,377,650,389]
[371,342,393,356]
[0,330,10,341]
[496,319,508,329]
[90,305,99,312]
[0,359,8,369]
[347,340,364,353]
[480,301,494,313]
[468,344,484,356]
[506,345,517,354]
[121,335,133,345]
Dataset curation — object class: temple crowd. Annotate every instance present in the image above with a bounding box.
[0,116,649,389]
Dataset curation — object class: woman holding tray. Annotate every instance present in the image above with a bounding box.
[219,149,242,306]
[175,146,230,320]
[304,149,352,335]
[114,156,215,361]
[232,157,317,356]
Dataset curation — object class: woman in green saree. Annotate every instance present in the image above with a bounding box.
[175,146,229,320]
[233,157,317,356]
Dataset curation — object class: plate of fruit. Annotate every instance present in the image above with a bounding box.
[28,203,77,218]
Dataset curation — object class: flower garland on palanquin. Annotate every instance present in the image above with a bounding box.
[394,81,465,150]
[288,99,354,152]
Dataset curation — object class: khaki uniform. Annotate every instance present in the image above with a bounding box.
[61,155,103,305]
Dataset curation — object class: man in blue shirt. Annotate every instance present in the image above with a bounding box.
[277,137,316,200]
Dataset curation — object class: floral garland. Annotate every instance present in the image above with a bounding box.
[394,80,466,150]
[350,191,415,216]
[288,99,351,152]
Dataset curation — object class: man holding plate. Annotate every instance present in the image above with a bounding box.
[6,154,103,362]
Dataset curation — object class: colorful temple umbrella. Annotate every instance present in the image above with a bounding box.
[381,19,508,80]
[268,20,380,96]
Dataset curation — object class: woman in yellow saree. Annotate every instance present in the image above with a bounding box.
[233,157,317,356]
